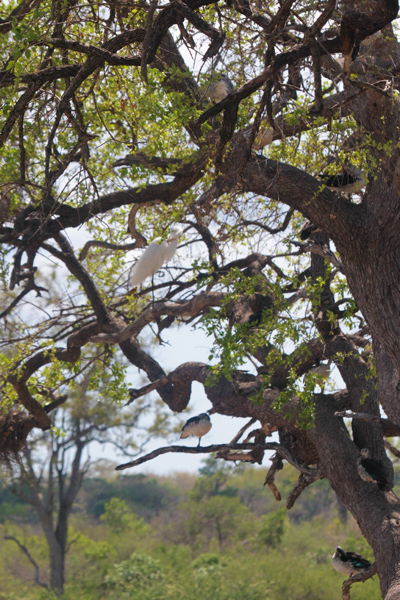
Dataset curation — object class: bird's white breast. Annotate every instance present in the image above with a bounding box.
[309,363,331,378]
[181,419,212,438]
[208,80,232,103]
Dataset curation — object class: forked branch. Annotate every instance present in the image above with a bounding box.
[341,563,377,600]
[4,536,48,588]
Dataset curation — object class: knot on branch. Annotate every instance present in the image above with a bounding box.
[0,410,36,467]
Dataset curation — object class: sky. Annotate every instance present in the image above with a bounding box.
[94,319,345,476]
[29,227,344,477]
[96,323,265,475]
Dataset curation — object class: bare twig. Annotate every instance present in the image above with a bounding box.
[112,152,182,170]
[286,471,321,509]
[384,439,400,459]
[141,0,158,84]
[4,535,48,588]
[264,452,284,501]
[230,417,257,444]
[92,292,225,345]
[334,411,400,435]
[79,240,144,262]
[127,377,170,404]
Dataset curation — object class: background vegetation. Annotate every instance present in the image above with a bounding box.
[0,457,392,599]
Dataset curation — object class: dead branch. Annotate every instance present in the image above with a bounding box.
[264,452,284,501]
[341,563,377,600]
[79,240,144,262]
[286,471,321,510]
[335,411,400,436]
[115,443,278,470]
[230,417,257,444]
[4,535,48,588]
[141,0,158,84]
[384,439,400,459]
[91,292,225,345]
[127,377,170,404]
[112,152,182,171]
[116,441,319,474]
[292,240,344,270]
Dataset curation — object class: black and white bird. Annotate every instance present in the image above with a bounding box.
[180,413,212,446]
[309,359,331,379]
[332,546,372,577]
[207,75,234,104]
[320,164,366,195]
[357,448,391,491]
[300,219,321,240]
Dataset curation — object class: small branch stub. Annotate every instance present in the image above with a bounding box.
[341,563,377,600]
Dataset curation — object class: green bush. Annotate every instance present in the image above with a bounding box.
[104,552,163,590]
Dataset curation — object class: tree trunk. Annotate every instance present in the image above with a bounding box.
[49,540,64,595]
[313,395,400,599]
[40,522,65,595]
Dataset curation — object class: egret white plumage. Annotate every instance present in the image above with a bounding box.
[130,226,184,287]
[207,75,234,103]
[331,546,372,577]
[180,413,212,446]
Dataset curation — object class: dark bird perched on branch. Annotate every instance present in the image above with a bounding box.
[180,413,212,446]
[332,546,372,577]
[248,309,266,326]
[319,164,366,194]
[300,219,321,240]
[207,74,234,103]
[357,448,392,491]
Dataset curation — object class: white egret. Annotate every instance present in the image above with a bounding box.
[130,226,184,287]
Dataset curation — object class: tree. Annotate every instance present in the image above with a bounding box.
[3,375,149,594]
[1,0,400,596]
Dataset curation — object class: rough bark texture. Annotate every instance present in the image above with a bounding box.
[3,0,400,597]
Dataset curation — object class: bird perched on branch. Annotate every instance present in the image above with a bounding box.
[207,74,234,104]
[130,226,183,287]
[309,359,331,379]
[320,164,366,195]
[254,125,274,151]
[180,413,212,446]
[357,448,391,491]
[332,546,372,577]
[300,219,321,240]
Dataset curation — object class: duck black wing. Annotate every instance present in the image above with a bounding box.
[361,457,391,491]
